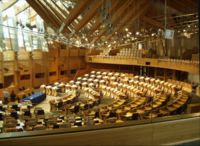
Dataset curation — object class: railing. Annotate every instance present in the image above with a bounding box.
[0,113,199,145]
[86,56,199,74]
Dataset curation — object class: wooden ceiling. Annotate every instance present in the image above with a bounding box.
[22,0,199,48]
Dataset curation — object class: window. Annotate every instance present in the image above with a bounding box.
[49,72,56,76]
[35,73,45,78]
[70,69,76,74]
[60,70,67,75]
[20,74,30,80]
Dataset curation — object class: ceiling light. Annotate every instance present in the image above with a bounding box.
[125,28,129,32]
[183,29,186,32]
[136,31,140,35]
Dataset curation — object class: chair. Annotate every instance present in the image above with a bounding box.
[10,111,18,119]
[132,113,139,120]
[53,124,59,129]
[35,108,45,119]
[74,120,82,126]
[74,105,80,113]
[95,111,100,118]
[12,104,20,111]
[109,111,117,118]
[23,110,31,120]
[0,105,4,111]
[57,101,63,110]
[0,113,4,121]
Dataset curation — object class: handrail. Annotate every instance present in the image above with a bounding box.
[86,56,199,74]
[0,112,199,139]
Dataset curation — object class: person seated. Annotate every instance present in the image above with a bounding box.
[53,124,59,129]
[3,91,9,104]
[37,109,45,115]
[22,94,27,99]
[57,100,63,110]
[109,111,117,118]
[132,113,139,120]
[10,90,16,102]
[24,110,31,118]
[95,111,100,118]
[12,104,20,111]
[0,112,4,120]
[0,104,4,111]
[22,86,25,90]
[17,96,20,103]
[10,110,18,119]
[74,105,80,114]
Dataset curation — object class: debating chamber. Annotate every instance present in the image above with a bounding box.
[0,0,199,145]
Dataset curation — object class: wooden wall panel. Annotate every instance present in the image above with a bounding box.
[17,50,32,88]
[60,47,69,57]
[70,47,79,56]
[69,57,80,69]
[32,59,47,88]
[0,45,87,88]
[0,71,3,83]
[79,49,86,56]
[80,56,86,69]
[48,47,59,58]
[17,60,32,88]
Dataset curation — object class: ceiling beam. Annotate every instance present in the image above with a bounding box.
[184,0,197,8]
[60,0,92,33]
[88,0,122,35]
[26,0,56,28]
[141,16,164,29]
[37,0,61,28]
[15,5,30,16]
[165,0,188,13]
[91,0,133,43]
[106,0,150,40]
[74,0,103,32]
[0,0,17,12]
[51,0,68,18]
[45,0,64,23]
